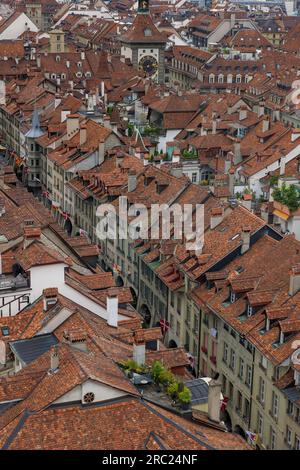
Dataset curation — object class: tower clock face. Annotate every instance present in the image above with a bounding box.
[139,55,158,77]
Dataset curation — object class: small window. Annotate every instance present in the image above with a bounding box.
[83,392,95,403]
[144,28,152,37]
[1,326,9,336]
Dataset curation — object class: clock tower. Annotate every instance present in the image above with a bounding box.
[120,0,167,83]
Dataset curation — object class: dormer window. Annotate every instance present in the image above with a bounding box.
[144,28,152,37]
[77,62,82,68]
[56,55,60,62]
[76,71,82,78]
[1,326,9,336]
[266,317,270,331]
[230,290,236,303]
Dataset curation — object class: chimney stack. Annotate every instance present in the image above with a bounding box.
[228,167,235,196]
[233,141,241,164]
[262,117,270,133]
[128,169,137,192]
[107,294,118,327]
[208,378,222,423]
[43,287,58,312]
[289,265,300,296]
[50,345,59,371]
[210,207,224,230]
[80,124,87,146]
[98,141,105,165]
[133,333,146,366]
[241,225,251,254]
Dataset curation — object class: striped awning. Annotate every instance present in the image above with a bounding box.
[273,209,289,221]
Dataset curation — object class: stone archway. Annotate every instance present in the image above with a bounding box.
[140,304,151,326]
[115,275,124,287]
[64,218,73,236]
[168,339,178,348]
[222,410,232,432]
[234,425,247,440]
[129,287,138,308]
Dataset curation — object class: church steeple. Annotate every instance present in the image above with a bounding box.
[138,0,149,13]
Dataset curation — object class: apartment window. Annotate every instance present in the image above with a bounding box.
[238,357,244,379]
[191,172,197,183]
[237,390,242,412]
[170,291,175,308]
[244,399,250,420]
[223,342,228,363]
[287,400,294,415]
[260,354,268,370]
[228,381,233,400]
[271,392,279,419]
[270,427,277,450]
[176,321,180,337]
[229,349,236,371]
[222,374,227,393]
[203,313,209,326]
[259,377,265,404]
[246,365,252,387]
[213,317,218,330]
[194,314,199,333]
[286,426,292,448]
[295,435,300,450]
[257,412,263,436]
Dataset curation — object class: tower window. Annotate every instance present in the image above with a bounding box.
[144,28,152,37]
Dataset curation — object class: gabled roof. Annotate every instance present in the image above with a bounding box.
[120,13,167,44]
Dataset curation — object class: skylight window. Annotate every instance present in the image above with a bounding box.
[230,233,240,241]
[1,326,9,337]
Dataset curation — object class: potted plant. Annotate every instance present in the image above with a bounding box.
[151,361,164,391]
[178,387,192,410]
[167,381,178,400]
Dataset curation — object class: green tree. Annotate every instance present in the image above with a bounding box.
[273,183,300,212]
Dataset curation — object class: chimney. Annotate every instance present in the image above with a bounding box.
[133,335,146,366]
[103,115,111,129]
[36,55,41,68]
[212,118,217,135]
[228,167,235,196]
[61,109,70,123]
[280,155,286,176]
[208,378,222,423]
[241,193,252,211]
[289,265,300,296]
[241,225,251,254]
[50,345,59,372]
[172,149,181,164]
[23,226,41,250]
[107,294,118,327]
[262,117,270,133]
[210,207,224,229]
[128,169,137,192]
[257,101,265,117]
[81,51,85,60]
[233,141,241,164]
[43,287,58,312]
[67,114,80,139]
[239,106,248,121]
[98,141,105,165]
[80,125,87,146]
[100,81,105,97]
[66,60,70,68]
[63,329,88,352]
